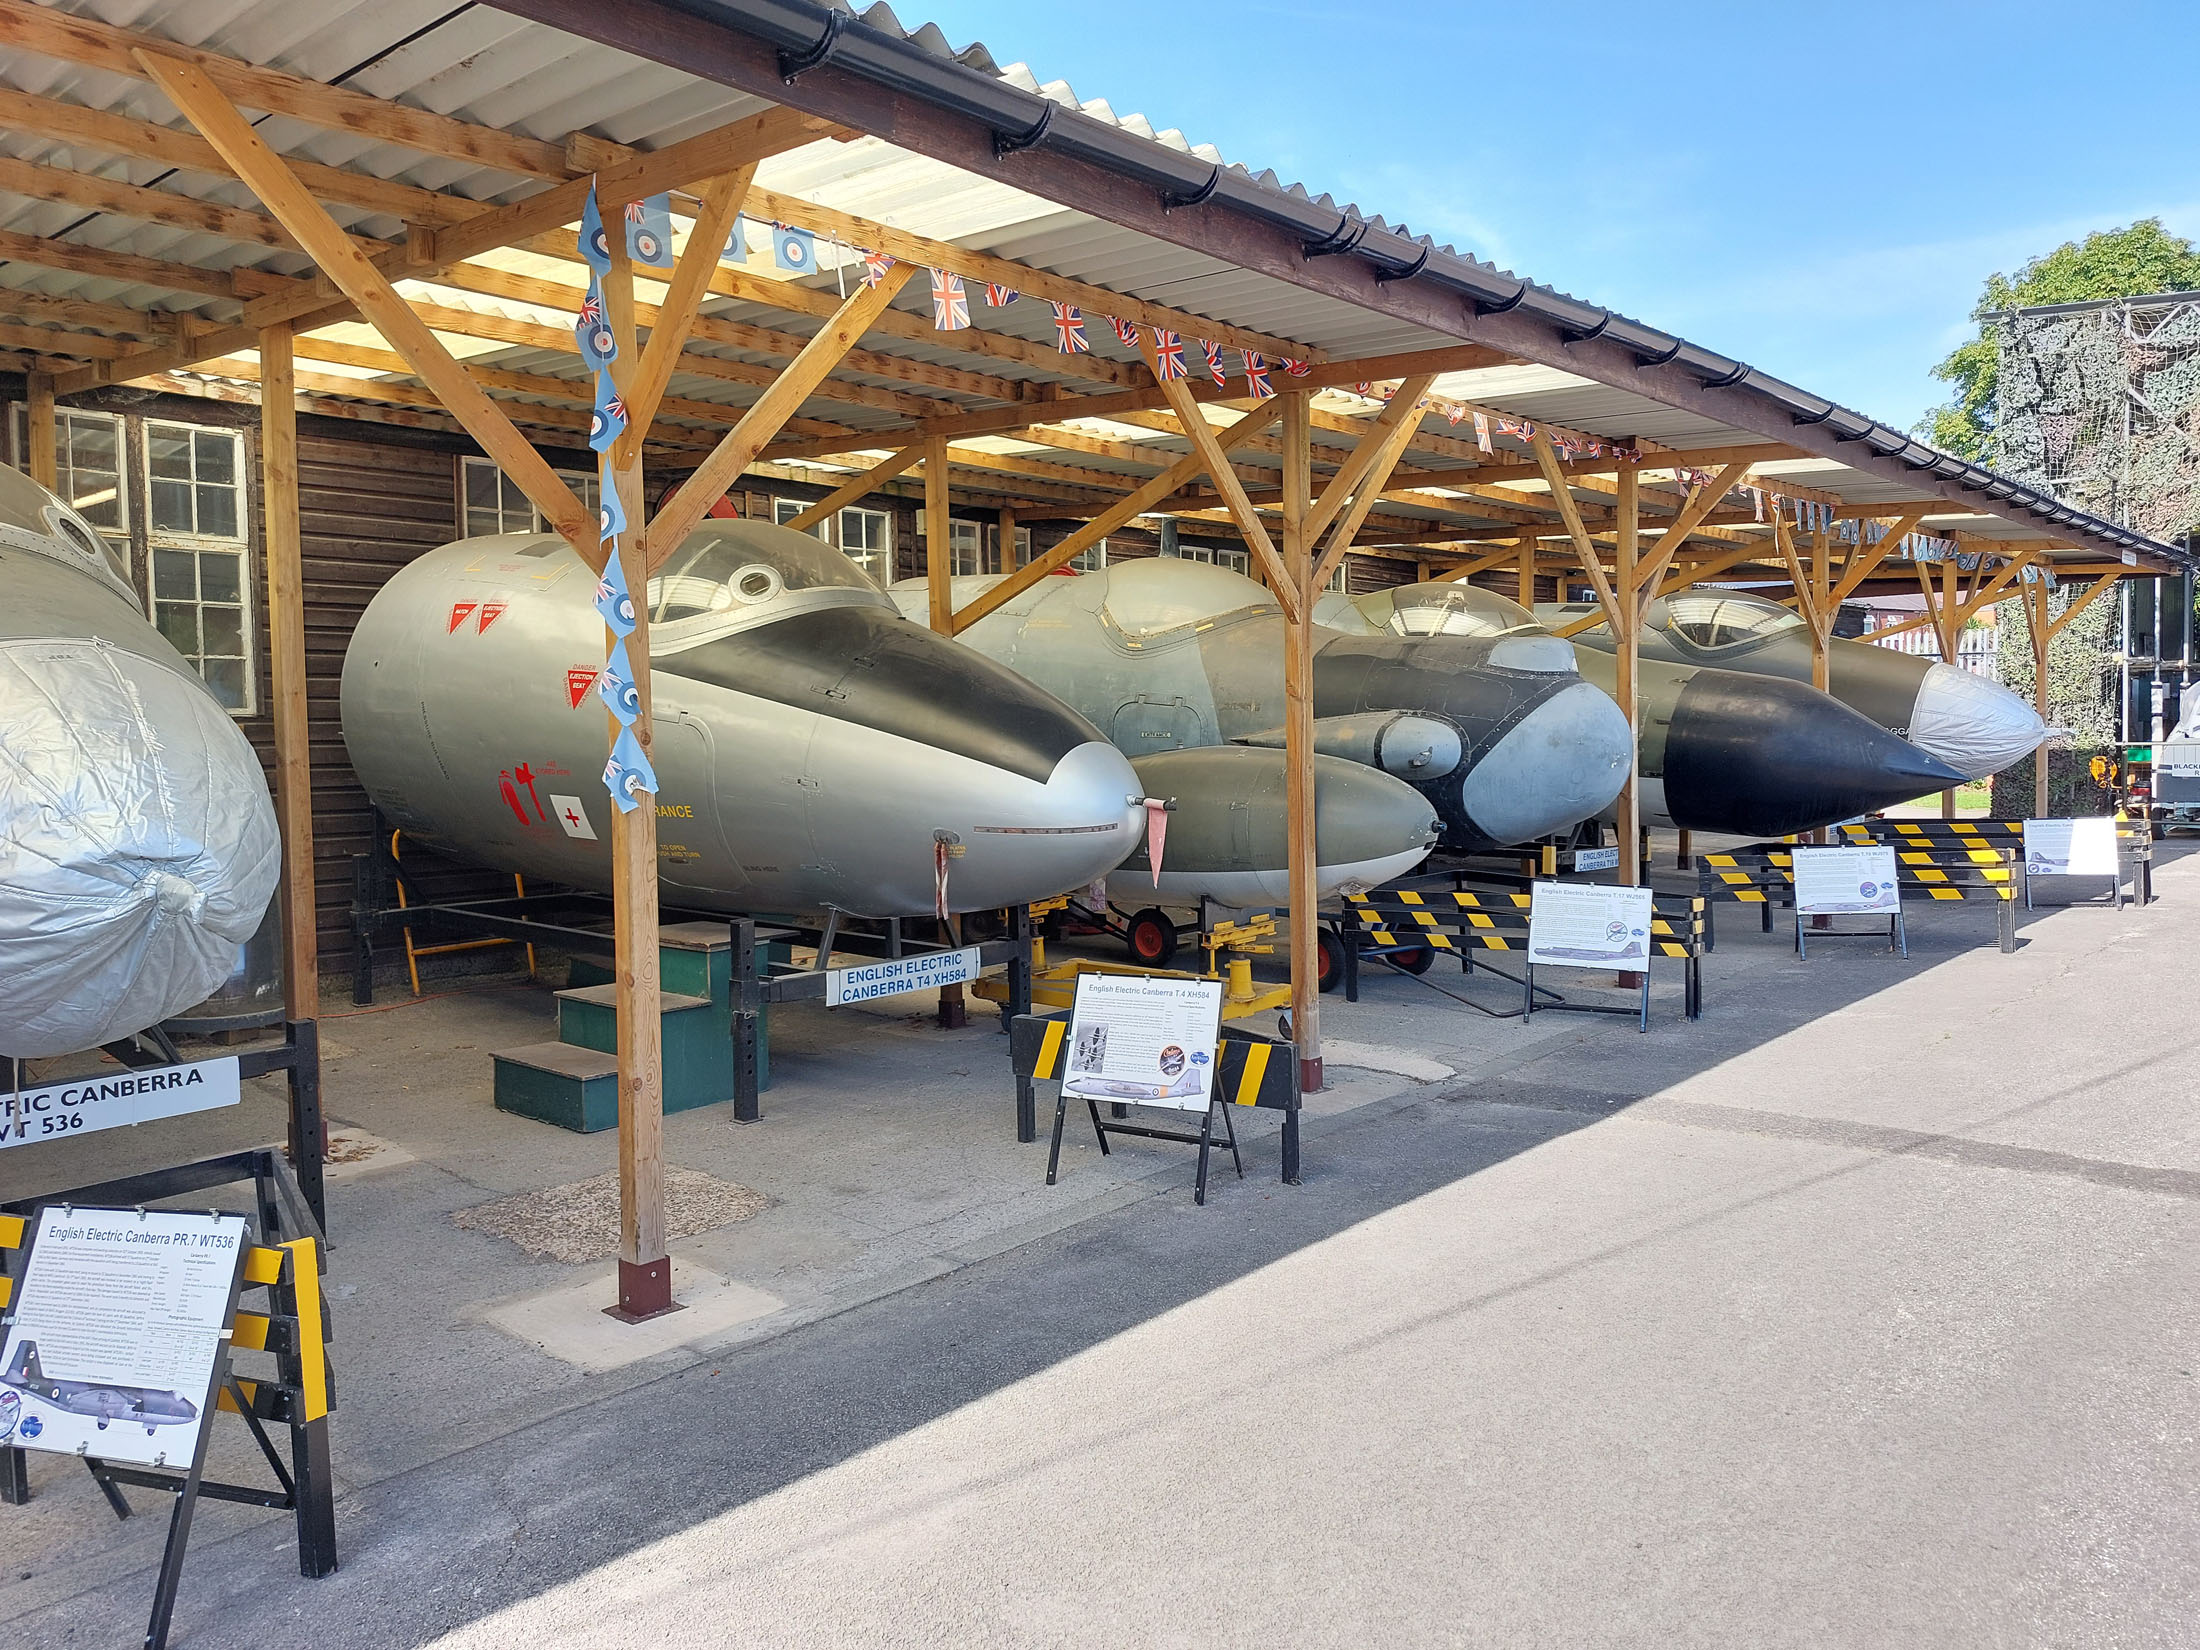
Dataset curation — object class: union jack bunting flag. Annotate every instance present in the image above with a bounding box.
[1555,435,1579,459]
[1282,358,1311,377]
[931,269,971,331]
[1585,440,1603,458]
[1200,339,1227,386]
[1241,351,1275,399]
[1109,316,1140,346]
[1052,301,1090,353]
[1472,411,1492,454]
[861,251,894,288]
[1445,402,1465,426]
[1151,328,1188,380]
[1752,488,1766,521]
[1517,421,1537,442]
[984,282,1019,306]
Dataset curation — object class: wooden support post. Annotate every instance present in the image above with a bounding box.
[2023,578,2053,818]
[24,370,55,490]
[258,326,318,1025]
[998,504,1017,571]
[1518,539,1536,608]
[603,209,672,1323]
[925,434,951,632]
[1613,462,1641,887]
[1281,389,1321,1094]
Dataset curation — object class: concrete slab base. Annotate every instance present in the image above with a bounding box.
[477,1259,784,1372]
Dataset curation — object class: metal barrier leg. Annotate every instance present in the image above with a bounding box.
[1045,1090,1068,1184]
[731,917,761,1124]
[286,1019,326,1232]
[1342,919,1359,1002]
[1281,1104,1300,1186]
[349,853,376,1006]
[2000,895,2016,953]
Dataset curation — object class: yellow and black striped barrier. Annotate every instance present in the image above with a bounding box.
[1845,817,2155,908]
[1698,833,2019,952]
[1010,1012,1299,1202]
[1336,881,1706,1021]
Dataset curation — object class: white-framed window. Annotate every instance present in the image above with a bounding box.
[986,522,1032,570]
[1174,540,1250,576]
[11,406,128,548]
[839,506,891,579]
[1069,537,1108,574]
[1326,556,1352,594]
[773,495,830,541]
[948,518,993,576]
[461,456,599,538]
[145,419,252,713]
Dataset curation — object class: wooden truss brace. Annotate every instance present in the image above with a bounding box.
[1137,335,1301,623]
[648,264,919,567]
[624,169,756,437]
[1309,378,1436,595]
[137,51,597,557]
[947,402,1289,635]
[784,448,925,533]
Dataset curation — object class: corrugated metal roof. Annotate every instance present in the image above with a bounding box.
[0,0,2175,571]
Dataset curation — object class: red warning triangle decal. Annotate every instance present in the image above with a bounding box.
[448,601,477,633]
[566,667,598,709]
[476,601,508,634]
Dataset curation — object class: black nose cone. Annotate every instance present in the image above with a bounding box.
[1662,667,1967,838]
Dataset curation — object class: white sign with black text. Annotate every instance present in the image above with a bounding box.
[1062,974,1223,1111]
[0,1207,246,1468]
[825,946,982,1006]
[1571,846,1621,873]
[1527,881,1654,968]
[1792,845,1901,914]
[0,1057,241,1152]
[2023,817,2119,878]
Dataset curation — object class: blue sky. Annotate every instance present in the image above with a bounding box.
[916,0,2200,432]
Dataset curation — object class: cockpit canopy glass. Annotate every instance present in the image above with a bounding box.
[0,463,132,595]
[1385,586,1543,639]
[1098,558,1277,639]
[647,519,887,626]
[1661,593,1804,649]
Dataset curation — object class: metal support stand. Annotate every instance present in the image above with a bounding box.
[730,916,761,1125]
[1795,908,1907,959]
[1011,906,1038,1142]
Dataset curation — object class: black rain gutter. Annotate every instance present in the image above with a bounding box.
[639,0,2184,567]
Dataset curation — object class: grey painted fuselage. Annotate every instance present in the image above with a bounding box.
[341,523,1144,919]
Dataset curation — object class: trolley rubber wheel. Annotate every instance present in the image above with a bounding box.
[1126,907,1178,967]
[1391,944,1436,975]
[1317,927,1346,994]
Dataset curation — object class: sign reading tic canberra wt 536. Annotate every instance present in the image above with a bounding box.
[1791,845,1901,914]
[0,1057,241,1151]
[0,1207,246,1468]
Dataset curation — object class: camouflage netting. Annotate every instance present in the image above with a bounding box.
[1990,581,2119,817]
[1997,295,2200,544]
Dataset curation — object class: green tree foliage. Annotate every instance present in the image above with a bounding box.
[1922,220,2200,459]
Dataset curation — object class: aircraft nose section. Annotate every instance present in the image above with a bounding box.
[1908,662,2046,779]
[1454,680,1633,847]
[0,641,280,1056]
[1663,669,1968,838]
[955,739,1142,910]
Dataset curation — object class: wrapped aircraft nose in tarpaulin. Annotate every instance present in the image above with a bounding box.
[0,637,281,1057]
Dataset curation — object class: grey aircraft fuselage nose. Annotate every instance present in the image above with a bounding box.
[898,562,1630,855]
[340,531,1143,919]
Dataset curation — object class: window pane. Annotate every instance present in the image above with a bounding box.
[465,507,502,538]
[194,430,235,486]
[197,483,237,540]
[465,460,500,510]
[148,430,192,480]
[155,602,198,653]
[152,549,197,599]
[150,478,193,533]
[200,603,244,656]
[202,658,247,711]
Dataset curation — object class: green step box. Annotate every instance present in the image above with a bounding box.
[491,1041,623,1134]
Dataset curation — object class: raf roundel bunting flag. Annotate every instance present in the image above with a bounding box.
[597,639,642,724]
[589,377,629,453]
[721,215,750,263]
[598,463,627,540]
[773,222,817,272]
[575,282,617,371]
[626,195,675,269]
[579,186,612,275]
[594,547,637,637]
[603,726,659,814]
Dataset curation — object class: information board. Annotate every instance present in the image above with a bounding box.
[1792,845,1901,914]
[1062,974,1223,1111]
[824,946,981,1006]
[1571,846,1621,873]
[1526,881,1654,967]
[2022,817,2119,877]
[0,1057,240,1152]
[0,1207,246,1468]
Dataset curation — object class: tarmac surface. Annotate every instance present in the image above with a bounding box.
[4,838,2197,1646]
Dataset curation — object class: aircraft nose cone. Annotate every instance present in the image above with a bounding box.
[953,738,1143,910]
[1907,662,2046,780]
[1662,668,1968,838]
[0,641,280,1056]
[1455,680,1633,847]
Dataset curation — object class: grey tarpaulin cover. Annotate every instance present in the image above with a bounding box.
[0,637,280,1057]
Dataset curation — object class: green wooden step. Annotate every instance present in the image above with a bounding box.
[491,1041,621,1134]
[554,983,730,1112]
